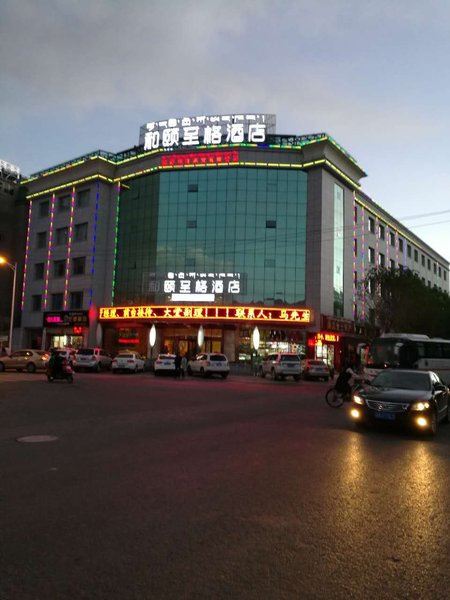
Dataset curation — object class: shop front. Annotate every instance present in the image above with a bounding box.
[42,310,89,350]
[99,303,312,363]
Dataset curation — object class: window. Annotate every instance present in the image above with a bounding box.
[353,239,357,255]
[74,222,88,242]
[266,220,277,228]
[55,227,68,245]
[34,262,44,280]
[444,271,447,281]
[187,184,198,192]
[354,206,358,222]
[32,295,42,312]
[72,256,86,276]
[368,247,375,264]
[70,291,83,309]
[53,259,66,278]
[414,249,418,262]
[434,263,437,274]
[58,195,71,212]
[427,258,431,270]
[438,266,442,278]
[265,259,276,267]
[389,231,395,247]
[390,259,395,269]
[39,200,49,218]
[379,224,385,240]
[421,254,425,266]
[37,231,47,249]
[185,257,195,268]
[399,238,404,253]
[407,244,412,258]
[51,293,64,310]
[368,216,375,233]
[76,189,90,208]
[186,220,197,229]
[378,253,385,267]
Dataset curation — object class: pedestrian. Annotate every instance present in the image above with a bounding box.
[174,353,182,379]
[181,354,187,378]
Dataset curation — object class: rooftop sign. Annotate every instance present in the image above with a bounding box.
[139,113,276,151]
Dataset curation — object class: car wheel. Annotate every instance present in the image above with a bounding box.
[221,373,228,379]
[294,375,300,381]
[96,363,101,373]
[259,368,265,378]
[200,367,206,378]
[0,362,4,372]
[26,363,36,373]
[271,369,278,381]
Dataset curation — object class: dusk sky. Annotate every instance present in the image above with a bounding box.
[2,0,450,260]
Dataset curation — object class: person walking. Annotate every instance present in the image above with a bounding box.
[174,353,182,379]
[181,354,187,378]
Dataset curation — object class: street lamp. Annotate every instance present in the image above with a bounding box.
[0,256,17,354]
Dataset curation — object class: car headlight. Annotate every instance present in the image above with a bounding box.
[410,401,430,411]
[353,394,365,405]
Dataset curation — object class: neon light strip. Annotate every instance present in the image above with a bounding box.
[43,193,56,309]
[111,182,121,304]
[20,199,33,310]
[63,187,75,309]
[352,193,357,320]
[361,205,365,320]
[99,304,312,324]
[89,183,100,306]
[26,174,113,198]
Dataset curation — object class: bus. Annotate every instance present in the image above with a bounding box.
[364,333,450,385]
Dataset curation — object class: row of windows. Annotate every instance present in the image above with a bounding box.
[31,291,84,312]
[363,213,444,274]
[38,190,90,218]
[36,223,88,248]
[33,257,86,279]
[366,246,447,280]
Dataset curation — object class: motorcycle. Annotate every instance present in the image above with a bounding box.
[47,359,74,383]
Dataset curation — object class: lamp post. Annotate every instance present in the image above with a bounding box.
[0,256,17,354]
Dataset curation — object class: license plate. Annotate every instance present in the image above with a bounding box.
[374,411,396,421]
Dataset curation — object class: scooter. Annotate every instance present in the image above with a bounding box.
[47,360,74,383]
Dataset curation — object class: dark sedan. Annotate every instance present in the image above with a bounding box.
[349,369,450,436]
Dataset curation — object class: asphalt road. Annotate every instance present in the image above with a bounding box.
[1,371,450,600]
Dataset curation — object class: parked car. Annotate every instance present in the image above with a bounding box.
[112,351,145,373]
[349,368,450,436]
[0,349,50,373]
[259,352,301,381]
[154,353,176,376]
[187,353,230,378]
[301,359,330,381]
[73,347,112,372]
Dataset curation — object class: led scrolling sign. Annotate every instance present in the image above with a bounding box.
[99,305,311,324]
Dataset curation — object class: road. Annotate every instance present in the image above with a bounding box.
[1,371,450,600]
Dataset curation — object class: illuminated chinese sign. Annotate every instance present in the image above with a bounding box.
[314,332,340,343]
[99,305,311,324]
[43,310,89,327]
[147,272,243,302]
[139,113,276,151]
[161,149,238,168]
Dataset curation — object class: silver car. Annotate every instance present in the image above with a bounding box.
[0,349,50,373]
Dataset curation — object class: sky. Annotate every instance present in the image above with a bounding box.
[2,0,450,260]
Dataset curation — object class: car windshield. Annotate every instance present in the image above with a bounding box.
[372,371,431,391]
[117,353,133,358]
[158,355,175,360]
[210,355,227,361]
[77,349,94,356]
[280,355,300,362]
[309,360,326,366]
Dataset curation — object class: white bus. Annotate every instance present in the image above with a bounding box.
[364,333,450,385]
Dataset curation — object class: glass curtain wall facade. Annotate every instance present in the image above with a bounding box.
[333,183,344,316]
[114,168,308,306]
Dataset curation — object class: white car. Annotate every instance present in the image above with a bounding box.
[112,351,145,373]
[187,353,230,379]
[259,352,301,381]
[73,347,112,372]
[154,354,176,375]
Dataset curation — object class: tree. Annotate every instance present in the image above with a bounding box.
[359,267,450,336]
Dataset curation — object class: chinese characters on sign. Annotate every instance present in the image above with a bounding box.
[99,305,311,324]
[161,150,238,168]
[147,272,243,302]
[43,311,89,327]
[139,114,276,151]
[321,315,355,334]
